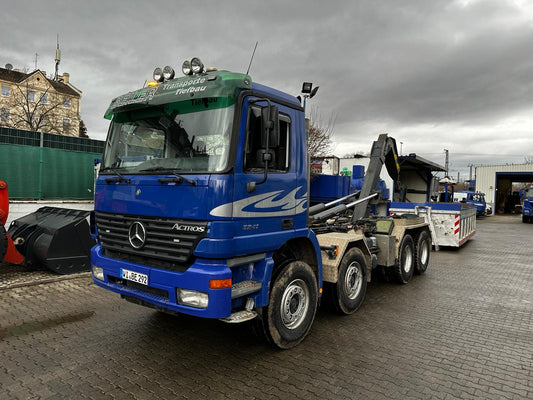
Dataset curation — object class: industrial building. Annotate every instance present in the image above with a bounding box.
[475,163,533,215]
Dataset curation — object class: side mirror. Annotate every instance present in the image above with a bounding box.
[261,105,279,148]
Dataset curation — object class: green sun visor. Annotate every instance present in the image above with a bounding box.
[104,70,252,119]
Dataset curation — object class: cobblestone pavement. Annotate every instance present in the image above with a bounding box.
[1,215,531,399]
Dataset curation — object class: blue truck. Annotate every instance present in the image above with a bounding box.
[453,190,491,217]
[521,184,533,223]
[90,58,431,348]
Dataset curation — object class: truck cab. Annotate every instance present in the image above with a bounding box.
[521,185,533,223]
[454,190,490,216]
[91,59,322,347]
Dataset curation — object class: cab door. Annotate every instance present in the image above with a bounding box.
[229,96,304,255]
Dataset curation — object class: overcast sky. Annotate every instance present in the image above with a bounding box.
[2,0,532,180]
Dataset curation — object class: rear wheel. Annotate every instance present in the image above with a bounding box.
[393,234,415,284]
[414,231,430,275]
[254,261,318,349]
[330,248,367,314]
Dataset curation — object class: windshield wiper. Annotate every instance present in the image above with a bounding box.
[100,167,131,184]
[139,167,197,185]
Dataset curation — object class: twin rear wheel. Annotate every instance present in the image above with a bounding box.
[393,231,431,284]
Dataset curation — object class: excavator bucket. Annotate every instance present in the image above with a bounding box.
[8,207,95,275]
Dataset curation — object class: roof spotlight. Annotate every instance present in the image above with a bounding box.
[153,67,164,82]
[182,60,192,76]
[162,66,175,81]
[191,57,205,74]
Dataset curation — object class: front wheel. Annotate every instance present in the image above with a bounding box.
[329,248,367,314]
[256,261,318,349]
[393,234,415,284]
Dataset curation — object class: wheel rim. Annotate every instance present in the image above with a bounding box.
[344,262,363,300]
[420,241,429,265]
[280,279,309,330]
[403,246,413,274]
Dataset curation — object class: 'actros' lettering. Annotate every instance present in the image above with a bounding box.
[171,224,205,233]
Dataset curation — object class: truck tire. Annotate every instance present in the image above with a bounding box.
[414,231,430,275]
[0,222,7,261]
[393,234,414,284]
[523,216,529,223]
[256,261,318,349]
[329,248,367,315]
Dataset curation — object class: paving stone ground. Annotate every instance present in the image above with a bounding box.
[1,214,531,399]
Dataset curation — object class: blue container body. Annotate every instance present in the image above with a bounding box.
[310,174,350,203]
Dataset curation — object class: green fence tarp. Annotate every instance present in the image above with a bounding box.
[0,144,100,199]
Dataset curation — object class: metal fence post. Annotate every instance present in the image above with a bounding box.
[38,131,44,199]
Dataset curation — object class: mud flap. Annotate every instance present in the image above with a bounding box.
[8,207,96,275]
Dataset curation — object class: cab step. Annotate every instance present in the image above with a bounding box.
[220,298,258,323]
[220,310,258,323]
[231,280,262,299]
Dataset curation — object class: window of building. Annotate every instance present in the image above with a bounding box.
[1,85,9,97]
[28,91,35,102]
[0,107,9,123]
[244,105,290,173]
[63,118,71,134]
[63,97,70,108]
[40,93,48,104]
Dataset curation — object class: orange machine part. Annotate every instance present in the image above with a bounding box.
[0,180,8,226]
[3,235,25,264]
[0,180,25,264]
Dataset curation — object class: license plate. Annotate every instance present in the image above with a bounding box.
[121,269,148,285]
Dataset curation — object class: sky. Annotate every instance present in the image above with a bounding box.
[2,0,533,180]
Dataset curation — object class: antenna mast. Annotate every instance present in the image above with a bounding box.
[245,42,258,77]
[54,35,61,81]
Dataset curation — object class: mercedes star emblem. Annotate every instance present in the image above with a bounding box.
[128,221,146,249]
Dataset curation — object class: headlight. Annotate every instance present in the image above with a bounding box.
[92,265,104,281]
[177,288,208,308]
[182,60,192,76]
[191,57,204,74]
[153,67,163,82]
[162,65,175,80]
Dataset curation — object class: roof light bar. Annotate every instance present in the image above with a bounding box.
[182,58,205,76]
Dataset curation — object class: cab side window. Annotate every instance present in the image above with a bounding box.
[244,105,290,172]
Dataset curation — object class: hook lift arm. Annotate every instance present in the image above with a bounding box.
[350,133,400,222]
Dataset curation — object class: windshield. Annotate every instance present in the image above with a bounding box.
[101,102,234,174]
[471,193,484,202]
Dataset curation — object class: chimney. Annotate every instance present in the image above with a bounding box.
[60,72,70,83]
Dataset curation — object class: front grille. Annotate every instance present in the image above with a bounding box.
[96,212,207,271]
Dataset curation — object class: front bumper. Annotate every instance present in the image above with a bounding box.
[91,245,232,318]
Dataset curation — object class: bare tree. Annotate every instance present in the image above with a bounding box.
[7,82,64,133]
[79,119,89,138]
[307,107,336,158]
[524,156,533,164]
